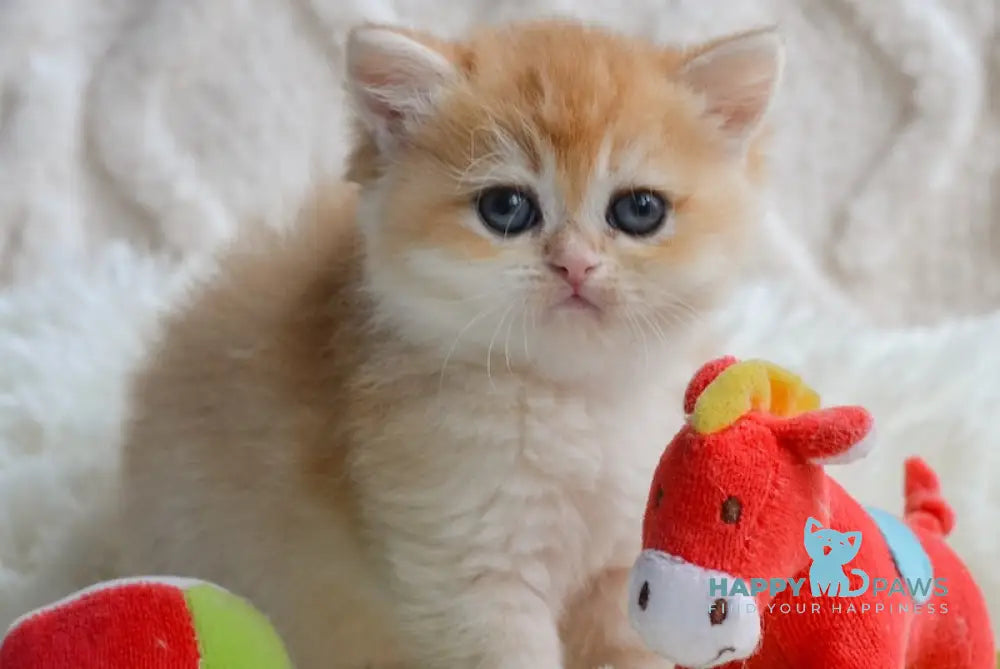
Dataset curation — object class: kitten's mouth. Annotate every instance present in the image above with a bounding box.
[556,295,601,313]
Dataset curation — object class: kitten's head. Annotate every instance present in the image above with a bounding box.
[345,20,783,382]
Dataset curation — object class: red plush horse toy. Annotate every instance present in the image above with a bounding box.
[628,356,995,669]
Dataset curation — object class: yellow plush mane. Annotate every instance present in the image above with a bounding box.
[689,360,820,434]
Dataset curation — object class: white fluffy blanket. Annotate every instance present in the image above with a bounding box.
[2,0,999,642]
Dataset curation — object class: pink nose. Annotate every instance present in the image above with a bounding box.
[548,256,600,290]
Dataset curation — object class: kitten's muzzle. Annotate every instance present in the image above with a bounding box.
[628,549,760,668]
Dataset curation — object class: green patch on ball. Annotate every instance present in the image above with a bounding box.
[185,583,293,669]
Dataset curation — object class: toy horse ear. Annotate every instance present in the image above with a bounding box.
[683,356,739,414]
[774,406,875,465]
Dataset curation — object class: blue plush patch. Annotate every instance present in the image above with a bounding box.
[866,506,934,605]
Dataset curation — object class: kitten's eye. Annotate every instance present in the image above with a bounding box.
[721,496,742,524]
[476,187,540,237]
[606,190,670,237]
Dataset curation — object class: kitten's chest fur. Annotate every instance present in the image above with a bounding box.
[351,361,678,605]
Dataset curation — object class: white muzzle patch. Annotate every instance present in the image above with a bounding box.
[628,549,761,668]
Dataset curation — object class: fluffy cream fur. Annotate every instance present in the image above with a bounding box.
[117,21,782,669]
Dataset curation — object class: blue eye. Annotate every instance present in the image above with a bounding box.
[607,190,670,236]
[476,187,540,237]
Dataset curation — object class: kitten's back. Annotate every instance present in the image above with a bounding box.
[119,182,403,666]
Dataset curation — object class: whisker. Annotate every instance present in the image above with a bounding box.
[622,306,644,360]
[661,300,704,327]
[520,297,532,361]
[636,309,667,347]
[632,307,650,364]
[439,303,505,391]
[634,301,674,340]
[450,152,504,192]
[503,298,521,373]
[486,300,517,390]
[529,301,539,349]
[648,310,680,342]
[433,291,504,305]
[620,287,707,328]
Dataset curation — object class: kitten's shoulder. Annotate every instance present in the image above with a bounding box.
[138,181,368,398]
[215,180,364,332]
[121,182,369,568]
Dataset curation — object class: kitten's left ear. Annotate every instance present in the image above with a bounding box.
[345,25,460,152]
[679,27,785,151]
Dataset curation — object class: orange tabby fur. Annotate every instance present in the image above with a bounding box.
[120,20,783,669]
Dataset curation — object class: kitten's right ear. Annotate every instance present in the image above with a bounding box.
[345,25,459,153]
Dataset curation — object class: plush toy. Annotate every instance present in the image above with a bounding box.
[628,356,995,669]
[0,577,292,669]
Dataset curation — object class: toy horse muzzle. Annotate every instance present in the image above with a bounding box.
[628,549,761,668]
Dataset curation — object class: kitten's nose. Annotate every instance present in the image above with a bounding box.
[547,255,600,291]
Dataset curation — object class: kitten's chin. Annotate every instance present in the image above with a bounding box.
[365,276,694,386]
[513,301,682,385]
[527,329,676,386]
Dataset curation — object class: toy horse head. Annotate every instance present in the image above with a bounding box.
[628,356,874,668]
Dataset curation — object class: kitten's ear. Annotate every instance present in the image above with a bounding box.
[345,25,459,152]
[679,27,784,151]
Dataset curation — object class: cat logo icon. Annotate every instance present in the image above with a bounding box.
[804,517,869,598]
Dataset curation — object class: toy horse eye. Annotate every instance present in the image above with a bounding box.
[721,496,742,524]
[654,486,664,508]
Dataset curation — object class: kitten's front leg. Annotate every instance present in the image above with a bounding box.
[392,571,563,669]
[561,567,674,669]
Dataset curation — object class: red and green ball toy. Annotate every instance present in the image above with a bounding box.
[0,577,292,668]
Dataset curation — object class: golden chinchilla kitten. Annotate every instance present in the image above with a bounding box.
[120,19,783,669]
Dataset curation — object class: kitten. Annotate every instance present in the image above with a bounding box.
[119,19,783,669]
